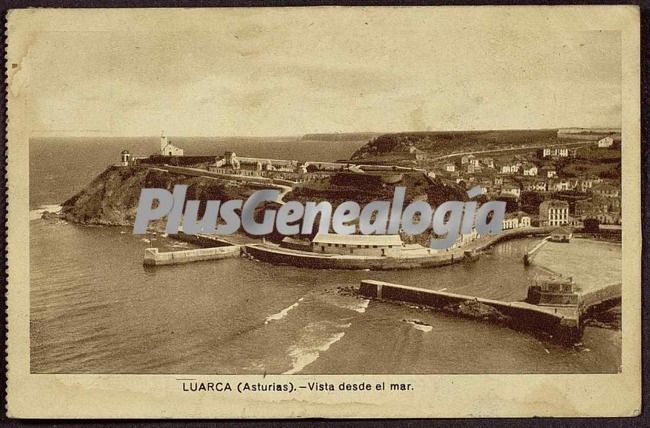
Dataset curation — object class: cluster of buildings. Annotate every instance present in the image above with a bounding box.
[282,227,483,258]
[434,147,622,228]
[210,151,307,180]
[444,166,619,202]
[119,131,183,166]
[535,189,621,227]
[574,193,622,224]
[118,131,621,230]
[502,212,532,230]
[443,148,571,180]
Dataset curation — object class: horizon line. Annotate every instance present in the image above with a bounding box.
[30,126,623,140]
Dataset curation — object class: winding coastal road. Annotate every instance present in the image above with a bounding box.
[428,139,593,163]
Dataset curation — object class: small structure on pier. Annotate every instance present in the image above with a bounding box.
[526,275,580,307]
[549,226,573,243]
[311,233,403,256]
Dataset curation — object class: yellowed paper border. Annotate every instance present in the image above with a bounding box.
[6,6,641,418]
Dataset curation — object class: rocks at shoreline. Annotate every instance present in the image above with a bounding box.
[444,299,512,323]
[335,285,361,297]
[585,304,621,330]
[40,210,61,220]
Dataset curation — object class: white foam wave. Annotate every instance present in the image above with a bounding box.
[328,295,370,314]
[30,204,62,221]
[349,299,370,313]
[283,331,346,375]
[265,298,304,324]
[405,320,433,332]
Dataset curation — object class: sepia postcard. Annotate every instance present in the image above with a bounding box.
[5,6,641,418]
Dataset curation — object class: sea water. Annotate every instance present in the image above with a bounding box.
[29,137,621,374]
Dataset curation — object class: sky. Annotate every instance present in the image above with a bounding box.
[17,8,622,137]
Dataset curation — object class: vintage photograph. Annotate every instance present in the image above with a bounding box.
[7,6,641,418]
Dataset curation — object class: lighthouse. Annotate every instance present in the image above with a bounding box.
[160,131,169,153]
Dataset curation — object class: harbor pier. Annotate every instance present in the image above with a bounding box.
[143,246,241,266]
[358,279,621,343]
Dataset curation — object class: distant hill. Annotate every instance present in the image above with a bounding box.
[557,127,621,135]
[557,128,621,141]
[301,132,382,142]
[350,130,559,161]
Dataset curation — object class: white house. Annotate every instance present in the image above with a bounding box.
[522,164,538,176]
[597,136,614,148]
[539,199,569,227]
[501,183,521,198]
[408,146,428,161]
[482,157,494,168]
[532,180,548,192]
[541,147,569,158]
[501,213,531,230]
[547,178,571,191]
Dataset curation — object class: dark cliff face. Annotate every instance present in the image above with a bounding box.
[60,165,255,226]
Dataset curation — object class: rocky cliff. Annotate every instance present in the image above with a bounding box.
[60,165,255,226]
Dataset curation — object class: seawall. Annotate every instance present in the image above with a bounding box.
[244,244,460,270]
[581,282,622,314]
[244,227,553,271]
[143,246,241,266]
[169,232,234,248]
[358,279,582,343]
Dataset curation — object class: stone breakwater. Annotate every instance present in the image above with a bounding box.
[357,277,621,343]
[358,280,583,343]
[143,245,241,266]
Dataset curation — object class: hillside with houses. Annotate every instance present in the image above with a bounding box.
[349,129,622,228]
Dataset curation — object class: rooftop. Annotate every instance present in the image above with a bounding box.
[312,233,403,246]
